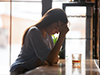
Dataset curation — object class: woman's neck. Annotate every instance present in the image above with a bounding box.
[39,28,47,39]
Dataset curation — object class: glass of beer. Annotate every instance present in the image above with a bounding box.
[72,53,82,68]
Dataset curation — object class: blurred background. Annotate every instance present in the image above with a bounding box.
[0,0,99,75]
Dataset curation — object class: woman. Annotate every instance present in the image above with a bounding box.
[10,8,69,75]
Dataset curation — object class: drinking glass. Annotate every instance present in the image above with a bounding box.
[72,53,82,68]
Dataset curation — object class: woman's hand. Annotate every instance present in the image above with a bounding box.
[53,55,59,64]
[58,21,69,36]
[35,59,49,68]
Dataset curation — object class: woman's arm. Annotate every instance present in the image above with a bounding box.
[53,55,59,64]
[35,58,49,67]
[46,21,69,65]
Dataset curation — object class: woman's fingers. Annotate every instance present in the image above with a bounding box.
[60,24,69,34]
[58,21,69,35]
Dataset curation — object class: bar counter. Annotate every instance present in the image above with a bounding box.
[20,59,100,75]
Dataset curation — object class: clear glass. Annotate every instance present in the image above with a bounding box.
[0,2,10,75]
[72,53,82,68]
[11,2,42,64]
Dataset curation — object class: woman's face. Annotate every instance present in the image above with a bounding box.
[45,22,64,35]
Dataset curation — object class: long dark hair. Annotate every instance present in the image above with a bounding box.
[22,8,68,45]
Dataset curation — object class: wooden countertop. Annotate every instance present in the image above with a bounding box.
[20,59,100,75]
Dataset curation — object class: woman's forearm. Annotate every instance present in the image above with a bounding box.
[46,22,69,65]
[53,55,59,64]
[46,33,66,65]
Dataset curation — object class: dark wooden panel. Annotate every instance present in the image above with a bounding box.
[86,6,93,59]
[99,0,100,68]
[63,2,94,6]
[42,0,52,16]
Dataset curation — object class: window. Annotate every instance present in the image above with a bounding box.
[0,2,10,75]
[11,1,42,64]
[0,1,42,75]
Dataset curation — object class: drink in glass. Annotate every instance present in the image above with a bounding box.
[72,54,81,68]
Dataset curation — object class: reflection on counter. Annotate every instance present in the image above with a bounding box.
[66,59,99,75]
[72,67,81,75]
